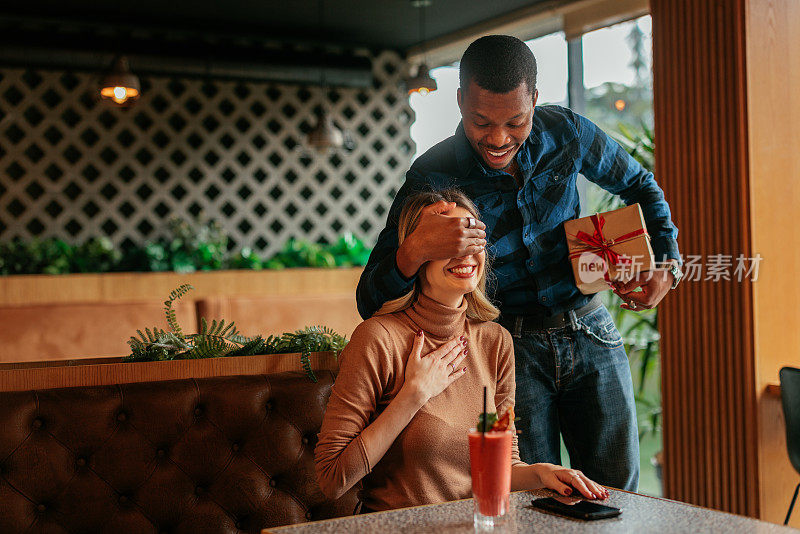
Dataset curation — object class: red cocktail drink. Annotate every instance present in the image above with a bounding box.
[469,429,512,527]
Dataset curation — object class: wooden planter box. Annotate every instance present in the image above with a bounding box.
[0,351,339,392]
[0,268,363,364]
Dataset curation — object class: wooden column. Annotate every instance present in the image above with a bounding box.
[652,0,800,524]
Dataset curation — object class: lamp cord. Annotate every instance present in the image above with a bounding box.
[319,0,327,89]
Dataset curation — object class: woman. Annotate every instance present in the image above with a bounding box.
[315,189,607,512]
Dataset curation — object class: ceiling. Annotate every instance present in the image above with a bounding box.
[0,0,560,53]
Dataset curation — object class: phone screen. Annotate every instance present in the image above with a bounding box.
[531,497,622,520]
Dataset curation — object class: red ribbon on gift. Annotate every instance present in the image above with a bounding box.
[568,213,649,282]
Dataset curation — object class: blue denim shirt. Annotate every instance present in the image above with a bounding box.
[356,105,680,319]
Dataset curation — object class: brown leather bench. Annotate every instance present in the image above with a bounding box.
[0,371,358,533]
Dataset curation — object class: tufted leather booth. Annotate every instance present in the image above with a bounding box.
[0,371,359,533]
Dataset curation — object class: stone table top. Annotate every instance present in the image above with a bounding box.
[265,489,798,533]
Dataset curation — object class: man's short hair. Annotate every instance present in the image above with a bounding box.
[459,35,537,95]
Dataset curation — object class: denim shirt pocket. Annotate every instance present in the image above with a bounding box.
[531,159,579,223]
[474,193,505,237]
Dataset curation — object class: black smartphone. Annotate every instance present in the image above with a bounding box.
[531,497,622,520]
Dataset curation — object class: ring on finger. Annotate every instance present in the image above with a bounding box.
[466,217,476,229]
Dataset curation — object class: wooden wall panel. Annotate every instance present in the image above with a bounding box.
[745,0,800,526]
[653,0,800,524]
[0,300,196,362]
[0,268,363,306]
[651,0,758,517]
[0,268,364,364]
[197,294,363,340]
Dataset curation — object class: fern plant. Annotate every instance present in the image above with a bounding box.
[164,283,193,338]
[125,285,348,381]
[256,326,348,382]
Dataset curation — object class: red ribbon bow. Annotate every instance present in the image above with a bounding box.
[569,213,648,281]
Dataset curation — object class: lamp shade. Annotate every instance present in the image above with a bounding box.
[406,63,437,95]
[100,56,141,106]
[307,109,344,151]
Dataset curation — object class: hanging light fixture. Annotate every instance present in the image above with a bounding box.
[306,0,346,152]
[406,0,437,96]
[406,63,437,96]
[99,56,140,106]
[308,108,344,151]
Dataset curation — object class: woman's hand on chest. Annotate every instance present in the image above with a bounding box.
[401,331,469,406]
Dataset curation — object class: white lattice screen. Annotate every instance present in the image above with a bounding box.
[0,50,414,254]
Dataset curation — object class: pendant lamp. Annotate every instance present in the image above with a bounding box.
[306,0,346,151]
[307,108,345,151]
[406,0,437,95]
[406,63,437,95]
[99,56,140,106]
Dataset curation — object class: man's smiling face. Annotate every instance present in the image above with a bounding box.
[458,80,537,170]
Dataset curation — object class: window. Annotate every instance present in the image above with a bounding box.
[409,32,568,160]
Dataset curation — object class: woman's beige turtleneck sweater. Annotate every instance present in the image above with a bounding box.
[315,292,522,511]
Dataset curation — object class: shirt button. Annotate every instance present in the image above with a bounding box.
[542,297,548,303]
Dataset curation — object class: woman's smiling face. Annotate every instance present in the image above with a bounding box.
[420,206,486,303]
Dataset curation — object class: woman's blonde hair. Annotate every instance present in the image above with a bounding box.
[374,188,500,322]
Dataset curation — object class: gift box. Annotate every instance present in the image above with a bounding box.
[563,203,654,295]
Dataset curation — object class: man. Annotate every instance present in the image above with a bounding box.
[356,35,681,491]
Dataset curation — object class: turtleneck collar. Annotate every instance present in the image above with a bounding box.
[404,291,468,339]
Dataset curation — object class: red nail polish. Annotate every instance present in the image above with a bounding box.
[417,330,423,337]
[462,366,467,371]
[564,488,572,495]
[459,335,465,341]
[464,349,469,355]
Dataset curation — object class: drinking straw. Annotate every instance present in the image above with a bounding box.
[482,386,487,436]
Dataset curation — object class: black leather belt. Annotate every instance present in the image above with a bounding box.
[498,295,602,333]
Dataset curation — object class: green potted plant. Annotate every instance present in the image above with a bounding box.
[126,284,348,382]
[0,223,373,275]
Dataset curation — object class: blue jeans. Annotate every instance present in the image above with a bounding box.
[512,304,640,491]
